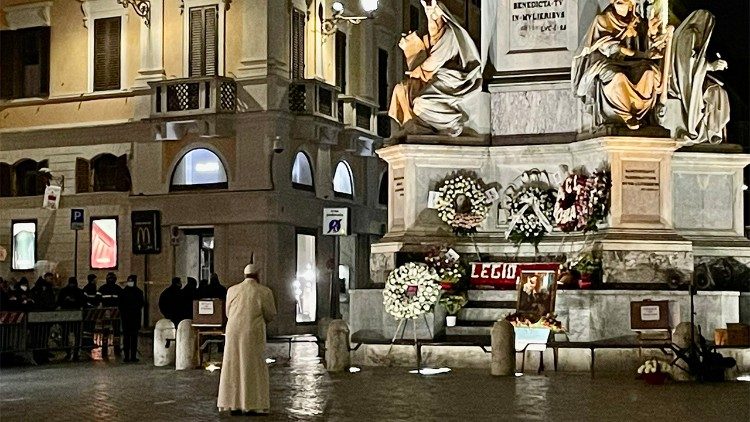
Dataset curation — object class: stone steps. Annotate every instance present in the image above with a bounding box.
[445,325,492,336]
[458,307,514,321]
[468,290,516,302]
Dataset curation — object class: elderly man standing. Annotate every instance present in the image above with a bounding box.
[217,256,277,416]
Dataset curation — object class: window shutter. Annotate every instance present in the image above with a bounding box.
[76,158,91,193]
[94,18,121,91]
[35,160,49,195]
[291,9,305,80]
[114,154,132,192]
[335,31,346,92]
[38,26,50,96]
[189,6,217,77]
[0,162,11,197]
[204,7,218,77]
[0,31,18,99]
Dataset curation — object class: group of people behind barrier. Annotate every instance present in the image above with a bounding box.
[0,271,226,363]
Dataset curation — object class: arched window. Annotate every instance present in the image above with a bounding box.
[14,159,48,197]
[171,148,228,191]
[291,151,314,191]
[332,160,353,198]
[88,154,131,192]
[378,171,388,206]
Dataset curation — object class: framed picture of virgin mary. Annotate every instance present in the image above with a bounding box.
[516,270,557,322]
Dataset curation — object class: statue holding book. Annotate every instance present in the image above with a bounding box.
[388,0,484,138]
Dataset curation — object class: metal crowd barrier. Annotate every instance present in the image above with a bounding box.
[0,308,122,361]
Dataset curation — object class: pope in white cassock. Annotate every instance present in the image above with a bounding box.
[217,256,277,414]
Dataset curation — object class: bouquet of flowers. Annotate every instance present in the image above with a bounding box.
[424,246,465,289]
[439,294,468,316]
[436,172,490,235]
[383,262,442,320]
[505,312,565,333]
[637,358,671,384]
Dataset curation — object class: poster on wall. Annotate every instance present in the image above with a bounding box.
[42,185,62,210]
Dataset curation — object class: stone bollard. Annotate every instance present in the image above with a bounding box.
[154,319,176,367]
[672,322,696,381]
[176,319,198,370]
[491,320,515,376]
[325,319,350,372]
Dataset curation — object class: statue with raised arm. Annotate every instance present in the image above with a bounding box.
[389,0,483,137]
[572,0,671,130]
[662,10,730,145]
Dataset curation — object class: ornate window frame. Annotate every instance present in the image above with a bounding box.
[81,0,130,93]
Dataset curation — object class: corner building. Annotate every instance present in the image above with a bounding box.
[0,0,432,334]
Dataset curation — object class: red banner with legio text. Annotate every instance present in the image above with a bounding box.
[470,262,561,290]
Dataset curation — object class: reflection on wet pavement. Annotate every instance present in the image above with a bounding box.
[1,343,749,421]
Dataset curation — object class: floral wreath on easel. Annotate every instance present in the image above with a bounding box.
[435,171,491,235]
[504,169,556,245]
[382,262,442,320]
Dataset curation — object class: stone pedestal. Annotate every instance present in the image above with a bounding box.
[176,319,197,370]
[153,319,176,367]
[374,137,750,284]
[325,319,351,372]
[491,320,515,376]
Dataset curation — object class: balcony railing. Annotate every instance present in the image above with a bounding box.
[338,95,377,135]
[150,76,236,118]
[288,79,339,121]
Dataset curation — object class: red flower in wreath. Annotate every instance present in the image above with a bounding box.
[554,173,591,232]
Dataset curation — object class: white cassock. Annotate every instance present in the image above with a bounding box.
[217,277,277,412]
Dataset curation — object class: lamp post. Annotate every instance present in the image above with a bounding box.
[321,0,379,37]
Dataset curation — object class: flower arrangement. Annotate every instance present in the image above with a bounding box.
[553,173,591,232]
[507,185,556,245]
[637,358,671,384]
[439,294,468,316]
[436,172,490,235]
[505,312,565,333]
[572,252,600,275]
[424,246,465,287]
[383,262,442,320]
[584,169,611,233]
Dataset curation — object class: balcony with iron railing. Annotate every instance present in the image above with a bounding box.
[149,76,237,118]
[288,79,340,122]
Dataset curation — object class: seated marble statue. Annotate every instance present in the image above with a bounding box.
[663,10,729,145]
[572,0,669,129]
[388,0,482,137]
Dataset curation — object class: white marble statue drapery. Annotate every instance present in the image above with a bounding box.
[664,10,729,145]
[389,1,483,137]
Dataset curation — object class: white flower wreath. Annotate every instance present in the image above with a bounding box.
[436,173,490,234]
[506,185,556,244]
[383,262,442,320]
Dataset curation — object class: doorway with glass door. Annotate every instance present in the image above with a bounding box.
[175,227,214,283]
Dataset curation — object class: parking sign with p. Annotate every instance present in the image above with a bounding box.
[71,209,84,230]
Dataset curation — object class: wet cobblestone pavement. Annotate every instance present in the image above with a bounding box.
[2,352,749,421]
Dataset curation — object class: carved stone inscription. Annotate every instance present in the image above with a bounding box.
[392,168,405,229]
[621,161,661,223]
[510,0,568,51]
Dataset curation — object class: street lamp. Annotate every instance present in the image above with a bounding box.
[117,0,151,27]
[321,0,379,37]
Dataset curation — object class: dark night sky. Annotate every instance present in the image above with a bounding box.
[671,0,750,147]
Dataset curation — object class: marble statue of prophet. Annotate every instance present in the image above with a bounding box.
[389,0,482,137]
[664,10,729,145]
[572,0,669,129]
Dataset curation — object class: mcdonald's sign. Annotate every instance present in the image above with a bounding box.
[131,210,161,255]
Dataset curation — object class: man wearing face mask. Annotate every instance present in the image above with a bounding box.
[118,275,144,363]
[8,277,34,311]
